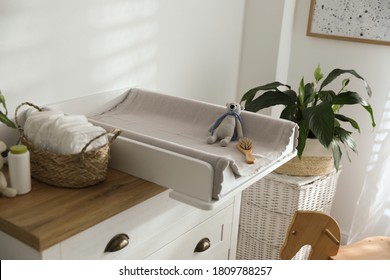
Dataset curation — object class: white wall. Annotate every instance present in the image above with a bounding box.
[237,0,284,97]
[237,0,296,116]
[0,0,245,117]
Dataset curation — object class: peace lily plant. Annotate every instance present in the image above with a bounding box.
[240,65,376,171]
[0,90,16,129]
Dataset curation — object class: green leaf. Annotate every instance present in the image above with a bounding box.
[342,78,350,88]
[0,90,8,115]
[296,119,309,158]
[330,140,342,171]
[240,87,260,105]
[298,78,305,107]
[302,102,335,147]
[253,81,291,91]
[334,127,357,154]
[332,91,376,127]
[332,91,367,105]
[320,68,372,97]
[335,114,360,132]
[0,90,16,128]
[284,89,298,100]
[363,103,376,128]
[0,111,16,128]
[304,83,315,105]
[240,82,291,104]
[244,90,296,112]
[318,90,336,103]
[332,104,342,113]
[314,64,323,82]
[280,104,299,122]
[333,127,356,165]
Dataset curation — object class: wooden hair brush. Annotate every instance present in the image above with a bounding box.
[237,137,255,164]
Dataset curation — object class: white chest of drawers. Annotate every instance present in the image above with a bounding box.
[0,168,241,260]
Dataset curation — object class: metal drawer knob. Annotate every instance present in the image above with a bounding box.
[194,237,211,252]
[104,233,130,252]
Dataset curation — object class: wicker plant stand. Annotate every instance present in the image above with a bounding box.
[236,170,339,260]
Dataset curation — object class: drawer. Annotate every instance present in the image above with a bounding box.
[59,191,234,259]
[145,203,234,260]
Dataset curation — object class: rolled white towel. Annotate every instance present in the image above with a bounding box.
[73,126,108,153]
[25,108,38,118]
[33,114,68,150]
[54,115,88,126]
[45,115,89,149]
[24,109,107,155]
[25,107,62,119]
[56,124,107,154]
[24,111,64,146]
[48,123,92,153]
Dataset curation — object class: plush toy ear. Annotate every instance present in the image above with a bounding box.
[225,103,229,107]
[240,104,245,110]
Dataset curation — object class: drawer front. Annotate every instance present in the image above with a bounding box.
[59,192,234,259]
[145,203,233,260]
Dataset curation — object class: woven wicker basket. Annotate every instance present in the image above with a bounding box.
[241,171,339,216]
[237,170,339,260]
[275,138,334,176]
[237,228,310,260]
[15,102,121,188]
[275,155,334,176]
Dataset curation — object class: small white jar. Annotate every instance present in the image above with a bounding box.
[8,144,31,195]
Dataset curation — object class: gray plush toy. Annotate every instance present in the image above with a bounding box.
[0,141,17,197]
[207,102,244,147]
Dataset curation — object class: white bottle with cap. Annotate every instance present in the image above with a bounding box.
[8,144,31,195]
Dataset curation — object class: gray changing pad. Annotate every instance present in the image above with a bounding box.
[90,88,298,199]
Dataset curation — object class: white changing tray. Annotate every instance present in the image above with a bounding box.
[47,88,298,210]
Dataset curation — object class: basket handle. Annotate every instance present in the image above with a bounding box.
[80,128,122,155]
[14,102,43,137]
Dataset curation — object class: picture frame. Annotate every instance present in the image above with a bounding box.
[307,0,390,46]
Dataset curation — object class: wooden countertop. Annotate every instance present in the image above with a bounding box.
[0,166,166,251]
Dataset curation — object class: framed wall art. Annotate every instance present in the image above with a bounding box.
[307,0,390,46]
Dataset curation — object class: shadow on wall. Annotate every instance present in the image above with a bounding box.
[0,0,159,113]
[87,0,158,88]
[349,88,390,242]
